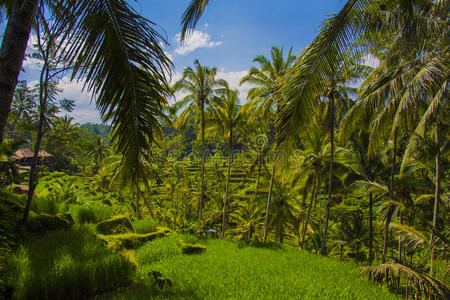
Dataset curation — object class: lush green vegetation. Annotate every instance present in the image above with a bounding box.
[0,0,448,299]
[104,235,397,299]
[7,226,134,300]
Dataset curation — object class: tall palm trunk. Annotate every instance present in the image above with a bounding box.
[22,52,50,224]
[398,213,403,262]
[263,162,276,243]
[221,128,233,237]
[136,181,140,218]
[301,175,317,248]
[320,92,334,255]
[253,148,263,203]
[0,0,38,142]
[248,149,263,240]
[383,128,397,263]
[368,192,373,265]
[430,125,440,276]
[199,98,206,220]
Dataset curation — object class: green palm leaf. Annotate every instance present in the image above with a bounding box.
[52,0,172,185]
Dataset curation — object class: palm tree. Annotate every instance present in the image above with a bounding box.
[10,81,37,127]
[292,124,329,249]
[240,46,296,243]
[0,1,171,146]
[89,136,109,175]
[173,60,228,220]
[319,57,369,255]
[1,3,171,220]
[207,89,245,237]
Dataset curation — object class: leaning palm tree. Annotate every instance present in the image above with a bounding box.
[173,60,228,220]
[240,46,295,243]
[207,89,245,237]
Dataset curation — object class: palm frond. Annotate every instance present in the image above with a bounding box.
[180,0,210,41]
[362,263,450,298]
[276,0,375,149]
[53,0,172,186]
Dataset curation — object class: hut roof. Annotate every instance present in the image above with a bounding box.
[12,148,53,160]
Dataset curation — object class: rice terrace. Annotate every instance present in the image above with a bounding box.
[0,0,448,299]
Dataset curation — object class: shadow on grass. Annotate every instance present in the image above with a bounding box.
[7,226,134,299]
[237,239,284,251]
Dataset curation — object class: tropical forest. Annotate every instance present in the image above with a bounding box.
[0,0,448,299]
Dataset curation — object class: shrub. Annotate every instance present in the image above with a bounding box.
[31,196,60,215]
[96,215,133,234]
[100,229,172,251]
[132,219,158,234]
[26,212,74,234]
[70,205,114,224]
[136,235,180,265]
[7,226,134,299]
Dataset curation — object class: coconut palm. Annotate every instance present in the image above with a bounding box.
[293,124,329,249]
[10,81,37,127]
[172,60,228,220]
[89,136,109,175]
[207,89,245,236]
[240,46,295,243]
[317,56,370,255]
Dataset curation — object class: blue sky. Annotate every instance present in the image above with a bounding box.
[17,0,346,123]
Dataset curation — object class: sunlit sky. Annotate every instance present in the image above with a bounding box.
[17,0,346,124]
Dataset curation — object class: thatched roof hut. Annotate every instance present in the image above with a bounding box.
[12,149,53,160]
[12,148,54,167]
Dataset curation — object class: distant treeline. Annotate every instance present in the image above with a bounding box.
[80,123,111,139]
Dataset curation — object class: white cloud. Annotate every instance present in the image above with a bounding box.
[69,109,101,124]
[363,53,380,68]
[217,70,251,103]
[174,30,222,55]
[22,34,43,70]
[56,77,101,123]
[57,77,93,105]
[164,51,174,62]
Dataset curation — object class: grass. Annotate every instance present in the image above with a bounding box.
[7,226,135,300]
[31,195,60,215]
[68,204,114,224]
[103,235,398,299]
[132,218,158,234]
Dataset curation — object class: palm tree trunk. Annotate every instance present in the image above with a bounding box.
[22,108,45,223]
[263,162,276,243]
[143,180,155,219]
[383,128,397,263]
[199,99,206,220]
[368,192,373,265]
[320,93,334,256]
[430,125,440,276]
[301,175,316,249]
[221,128,233,237]
[253,150,263,203]
[0,0,38,143]
[22,40,50,224]
[398,213,403,263]
[136,181,140,218]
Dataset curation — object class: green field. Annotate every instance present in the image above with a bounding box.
[102,234,396,299]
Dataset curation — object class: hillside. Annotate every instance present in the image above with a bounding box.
[101,235,396,299]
